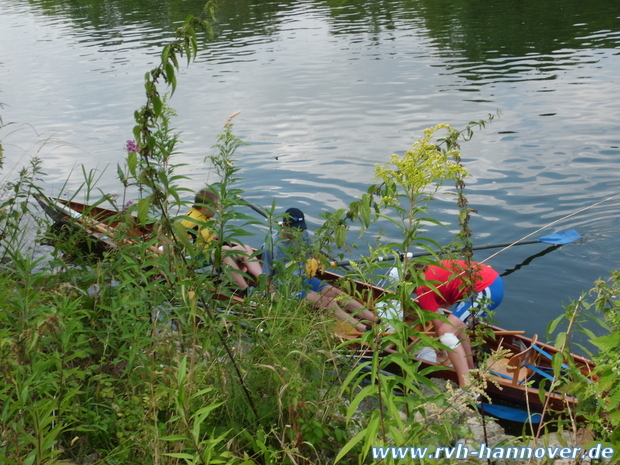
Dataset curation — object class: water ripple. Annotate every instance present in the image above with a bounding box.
[2,0,620,337]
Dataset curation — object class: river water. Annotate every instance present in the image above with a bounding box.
[1,0,619,342]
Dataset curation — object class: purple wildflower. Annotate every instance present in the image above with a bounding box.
[126,140,139,153]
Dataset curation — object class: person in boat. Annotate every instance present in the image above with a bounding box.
[261,207,376,332]
[179,187,262,292]
[414,260,504,387]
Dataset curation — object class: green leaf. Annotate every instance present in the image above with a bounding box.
[160,434,189,442]
[127,151,137,178]
[552,352,564,376]
[346,384,377,420]
[161,45,170,65]
[165,62,176,89]
[193,387,214,398]
[360,201,371,228]
[360,413,382,460]
[137,198,150,225]
[116,163,127,183]
[547,314,564,337]
[163,452,195,460]
[335,224,347,248]
[147,135,157,151]
[24,451,36,465]
[192,402,223,439]
[334,427,367,463]
[193,402,223,419]
[190,36,198,59]
[591,331,620,352]
[152,94,163,118]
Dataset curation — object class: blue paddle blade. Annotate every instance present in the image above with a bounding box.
[478,403,541,423]
[538,229,581,245]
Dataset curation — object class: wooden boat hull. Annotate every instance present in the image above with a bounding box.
[36,193,596,416]
[35,194,243,307]
[317,268,595,414]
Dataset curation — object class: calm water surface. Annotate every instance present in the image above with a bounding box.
[1,0,620,341]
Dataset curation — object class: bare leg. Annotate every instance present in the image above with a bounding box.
[221,244,263,289]
[305,290,367,332]
[221,254,249,289]
[447,343,471,387]
[320,284,376,323]
[230,244,263,280]
[433,317,473,387]
[459,332,474,369]
[446,314,474,369]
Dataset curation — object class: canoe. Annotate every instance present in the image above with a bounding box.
[35,193,596,418]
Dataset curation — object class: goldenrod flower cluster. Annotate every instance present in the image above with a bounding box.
[375,124,469,207]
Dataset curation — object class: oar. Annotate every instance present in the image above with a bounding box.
[467,229,581,251]
[328,230,581,268]
[236,195,269,218]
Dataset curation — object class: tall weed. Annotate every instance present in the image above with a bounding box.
[544,271,620,462]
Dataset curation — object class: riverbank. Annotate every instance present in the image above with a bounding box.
[0,227,617,463]
[0,144,616,464]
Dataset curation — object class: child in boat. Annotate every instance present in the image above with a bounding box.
[179,187,262,292]
[414,260,504,387]
[261,207,376,332]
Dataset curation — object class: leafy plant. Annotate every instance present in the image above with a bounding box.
[0,158,44,263]
[317,121,500,464]
[545,271,620,462]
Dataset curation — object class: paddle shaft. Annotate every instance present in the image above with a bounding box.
[466,239,540,252]
[237,196,269,218]
[331,239,547,267]
[407,239,542,256]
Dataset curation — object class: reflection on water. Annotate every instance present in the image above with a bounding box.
[1,0,620,340]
